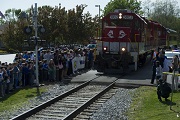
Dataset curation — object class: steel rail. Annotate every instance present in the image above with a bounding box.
[10,76,100,120]
[62,79,118,120]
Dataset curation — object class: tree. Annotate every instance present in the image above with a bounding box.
[141,0,152,17]
[1,4,98,50]
[150,0,180,26]
[2,20,27,52]
[0,19,5,25]
[146,0,180,42]
[1,9,29,52]
[103,0,142,16]
[67,4,93,45]
[37,5,54,47]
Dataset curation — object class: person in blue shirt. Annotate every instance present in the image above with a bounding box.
[151,53,160,84]
[88,49,94,69]
[42,59,48,81]
[22,63,29,86]
[43,59,48,70]
[23,52,29,60]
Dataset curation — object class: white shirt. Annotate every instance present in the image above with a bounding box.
[162,58,170,72]
[156,66,162,76]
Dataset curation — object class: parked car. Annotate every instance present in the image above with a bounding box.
[165,50,180,60]
[86,44,97,49]
[165,50,180,66]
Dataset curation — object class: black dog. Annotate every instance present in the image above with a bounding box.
[157,79,172,102]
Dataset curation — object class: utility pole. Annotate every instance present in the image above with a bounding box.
[95,5,100,39]
[23,3,45,90]
[34,3,39,87]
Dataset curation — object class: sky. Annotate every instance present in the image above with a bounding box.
[0,0,180,17]
[0,0,111,17]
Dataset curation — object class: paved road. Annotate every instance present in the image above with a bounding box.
[71,61,178,87]
[71,62,153,86]
[117,62,153,86]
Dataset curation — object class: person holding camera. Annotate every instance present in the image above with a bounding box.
[172,55,179,90]
[157,79,172,102]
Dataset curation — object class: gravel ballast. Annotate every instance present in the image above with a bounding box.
[0,83,136,120]
[89,88,135,120]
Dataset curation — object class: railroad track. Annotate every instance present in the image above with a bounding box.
[11,76,121,120]
[73,86,119,120]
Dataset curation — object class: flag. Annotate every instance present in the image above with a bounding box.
[0,11,5,19]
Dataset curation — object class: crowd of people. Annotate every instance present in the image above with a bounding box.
[0,47,96,98]
[151,48,179,102]
[151,49,170,85]
[151,48,180,84]
[1,46,178,99]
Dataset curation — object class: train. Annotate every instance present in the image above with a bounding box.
[95,9,168,74]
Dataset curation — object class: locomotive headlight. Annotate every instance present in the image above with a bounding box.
[121,47,126,51]
[103,47,107,51]
[119,13,122,19]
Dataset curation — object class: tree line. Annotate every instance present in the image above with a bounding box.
[0,4,99,52]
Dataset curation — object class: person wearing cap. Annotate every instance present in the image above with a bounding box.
[157,78,172,102]
[2,67,8,95]
[155,61,163,85]
[42,59,48,81]
[22,51,29,60]
[172,55,179,90]
[58,54,64,81]
[28,61,35,86]
[5,65,11,94]
[0,68,4,97]
[22,62,29,86]
[88,49,94,69]
[13,62,20,89]
[152,48,158,60]
[63,51,69,78]
[151,53,159,84]
[67,52,73,76]
[48,59,56,82]
[44,50,51,63]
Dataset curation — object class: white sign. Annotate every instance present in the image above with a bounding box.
[123,15,133,20]
[72,57,77,74]
[107,30,114,38]
[110,15,119,19]
[72,56,85,74]
[118,30,126,38]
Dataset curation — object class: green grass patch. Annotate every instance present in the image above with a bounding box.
[0,86,47,113]
[127,86,180,120]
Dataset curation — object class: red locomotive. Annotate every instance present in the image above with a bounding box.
[95,9,167,74]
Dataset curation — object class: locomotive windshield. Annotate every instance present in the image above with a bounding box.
[112,20,132,27]
[103,19,132,27]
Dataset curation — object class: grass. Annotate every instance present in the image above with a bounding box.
[127,86,180,120]
[0,85,179,120]
[0,86,46,113]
